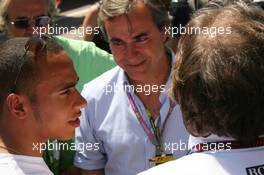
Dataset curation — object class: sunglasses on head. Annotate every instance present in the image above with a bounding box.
[11,34,52,93]
[8,16,51,29]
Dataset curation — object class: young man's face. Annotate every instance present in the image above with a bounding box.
[6,0,49,37]
[104,1,167,82]
[31,51,87,141]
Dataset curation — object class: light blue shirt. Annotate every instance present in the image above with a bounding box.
[74,50,189,175]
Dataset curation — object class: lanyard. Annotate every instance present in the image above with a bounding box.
[188,137,264,154]
[125,86,175,155]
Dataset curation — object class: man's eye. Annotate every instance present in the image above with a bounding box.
[61,88,75,95]
[135,36,148,42]
[61,89,70,95]
[110,40,122,46]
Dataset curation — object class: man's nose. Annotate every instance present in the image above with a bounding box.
[125,44,138,60]
[75,92,87,109]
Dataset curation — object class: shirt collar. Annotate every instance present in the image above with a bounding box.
[188,134,235,149]
[159,47,175,103]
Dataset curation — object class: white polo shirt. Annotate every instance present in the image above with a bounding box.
[0,153,53,175]
[138,135,264,175]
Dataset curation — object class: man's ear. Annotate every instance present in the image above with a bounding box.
[161,28,169,43]
[6,94,29,119]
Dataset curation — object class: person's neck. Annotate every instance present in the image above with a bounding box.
[128,54,171,118]
[0,129,44,157]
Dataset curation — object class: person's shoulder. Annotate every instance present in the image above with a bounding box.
[54,36,114,64]
[0,154,53,174]
[0,154,27,174]
[137,159,184,175]
[81,66,122,99]
[54,36,96,50]
[138,154,210,175]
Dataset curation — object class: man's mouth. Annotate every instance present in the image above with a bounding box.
[68,112,81,127]
[127,60,146,67]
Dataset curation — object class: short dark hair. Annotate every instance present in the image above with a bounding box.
[0,37,63,117]
[171,2,264,142]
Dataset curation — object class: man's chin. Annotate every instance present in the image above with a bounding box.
[125,66,147,77]
[54,132,75,141]
[126,71,148,83]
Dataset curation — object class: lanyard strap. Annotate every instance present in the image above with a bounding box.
[188,137,264,154]
[125,86,175,155]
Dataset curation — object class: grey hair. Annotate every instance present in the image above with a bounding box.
[98,0,170,40]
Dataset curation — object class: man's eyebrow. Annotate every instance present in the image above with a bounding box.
[59,77,79,91]
[110,37,122,43]
[133,32,148,40]
[110,32,149,43]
